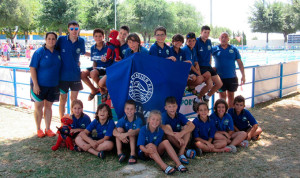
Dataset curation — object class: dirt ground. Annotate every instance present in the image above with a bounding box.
[0,93,299,177]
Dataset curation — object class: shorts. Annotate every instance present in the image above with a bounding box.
[86,67,106,76]
[59,81,83,94]
[218,77,239,92]
[239,126,251,132]
[200,66,217,76]
[30,83,59,102]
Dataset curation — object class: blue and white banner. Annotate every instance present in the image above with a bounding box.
[106,53,191,122]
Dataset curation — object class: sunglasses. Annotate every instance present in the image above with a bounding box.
[69,27,79,31]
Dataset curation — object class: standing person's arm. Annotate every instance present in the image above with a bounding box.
[237,59,245,85]
[30,67,40,95]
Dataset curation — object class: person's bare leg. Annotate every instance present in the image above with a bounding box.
[158,140,181,167]
[59,94,67,118]
[198,78,213,99]
[230,131,247,146]
[44,100,53,131]
[207,75,223,97]
[34,101,44,130]
[227,91,235,108]
[81,70,98,93]
[219,91,227,101]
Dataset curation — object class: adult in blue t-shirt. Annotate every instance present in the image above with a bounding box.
[55,21,88,118]
[124,33,149,59]
[194,26,223,104]
[212,32,245,108]
[29,32,61,138]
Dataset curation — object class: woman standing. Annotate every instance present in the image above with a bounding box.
[30,32,61,138]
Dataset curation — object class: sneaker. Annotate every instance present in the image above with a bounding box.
[193,98,199,112]
[45,129,56,137]
[37,129,45,138]
[226,145,237,153]
[240,140,249,148]
[202,95,209,103]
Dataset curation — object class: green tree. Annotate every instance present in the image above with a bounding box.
[210,26,232,39]
[169,2,203,35]
[18,0,41,45]
[292,0,300,29]
[248,0,281,45]
[39,0,78,35]
[280,3,298,43]
[0,0,23,43]
[129,0,174,43]
[79,0,115,39]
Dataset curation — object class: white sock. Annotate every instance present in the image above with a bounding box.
[195,97,201,102]
[205,95,211,100]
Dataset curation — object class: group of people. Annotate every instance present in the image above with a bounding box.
[29,20,262,175]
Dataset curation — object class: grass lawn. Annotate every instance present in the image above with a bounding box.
[0,92,300,177]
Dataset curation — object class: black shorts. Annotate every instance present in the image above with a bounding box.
[218,77,239,92]
[30,83,59,102]
[86,67,106,76]
[200,66,217,76]
[59,81,83,94]
[239,126,251,132]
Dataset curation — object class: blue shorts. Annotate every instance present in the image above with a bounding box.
[200,66,217,76]
[218,77,239,92]
[59,81,83,94]
[30,83,59,102]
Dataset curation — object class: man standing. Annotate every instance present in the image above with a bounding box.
[56,21,87,118]
[212,32,245,108]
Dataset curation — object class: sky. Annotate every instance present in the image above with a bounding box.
[169,0,294,40]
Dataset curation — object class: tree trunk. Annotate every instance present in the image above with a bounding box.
[283,33,287,43]
[59,28,63,36]
[25,31,29,46]
[147,34,151,44]
[266,32,269,50]
[105,30,110,42]
[142,32,146,45]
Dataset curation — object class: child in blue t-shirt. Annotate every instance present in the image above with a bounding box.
[182,32,204,96]
[81,28,111,101]
[149,26,176,61]
[113,100,143,164]
[228,95,262,141]
[193,102,232,153]
[124,33,149,59]
[211,99,248,152]
[70,99,91,151]
[137,110,188,175]
[161,96,195,164]
[170,34,186,62]
[75,103,115,159]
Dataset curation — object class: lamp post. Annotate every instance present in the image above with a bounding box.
[115,0,117,30]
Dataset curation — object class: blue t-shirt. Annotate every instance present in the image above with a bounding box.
[161,112,189,132]
[86,119,115,140]
[71,114,91,129]
[29,46,61,87]
[170,46,186,62]
[120,43,129,59]
[210,112,234,132]
[137,125,164,147]
[182,45,197,66]
[116,115,143,132]
[228,108,258,131]
[124,46,149,59]
[149,41,173,58]
[55,35,86,81]
[195,37,212,67]
[192,116,216,140]
[212,45,241,79]
[90,43,112,68]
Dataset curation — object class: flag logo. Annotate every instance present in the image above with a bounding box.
[129,72,154,104]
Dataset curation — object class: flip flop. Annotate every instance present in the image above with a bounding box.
[88,90,100,101]
[98,151,105,159]
[118,153,126,163]
[176,164,188,173]
[186,149,196,159]
[164,166,176,175]
[128,155,137,164]
[179,155,189,164]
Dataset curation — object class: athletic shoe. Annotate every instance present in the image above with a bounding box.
[45,129,56,137]
[240,140,249,148]
[193,98,199,112]
[226,145,237,153]
[202,95,209,103]
[37,129,45,138]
